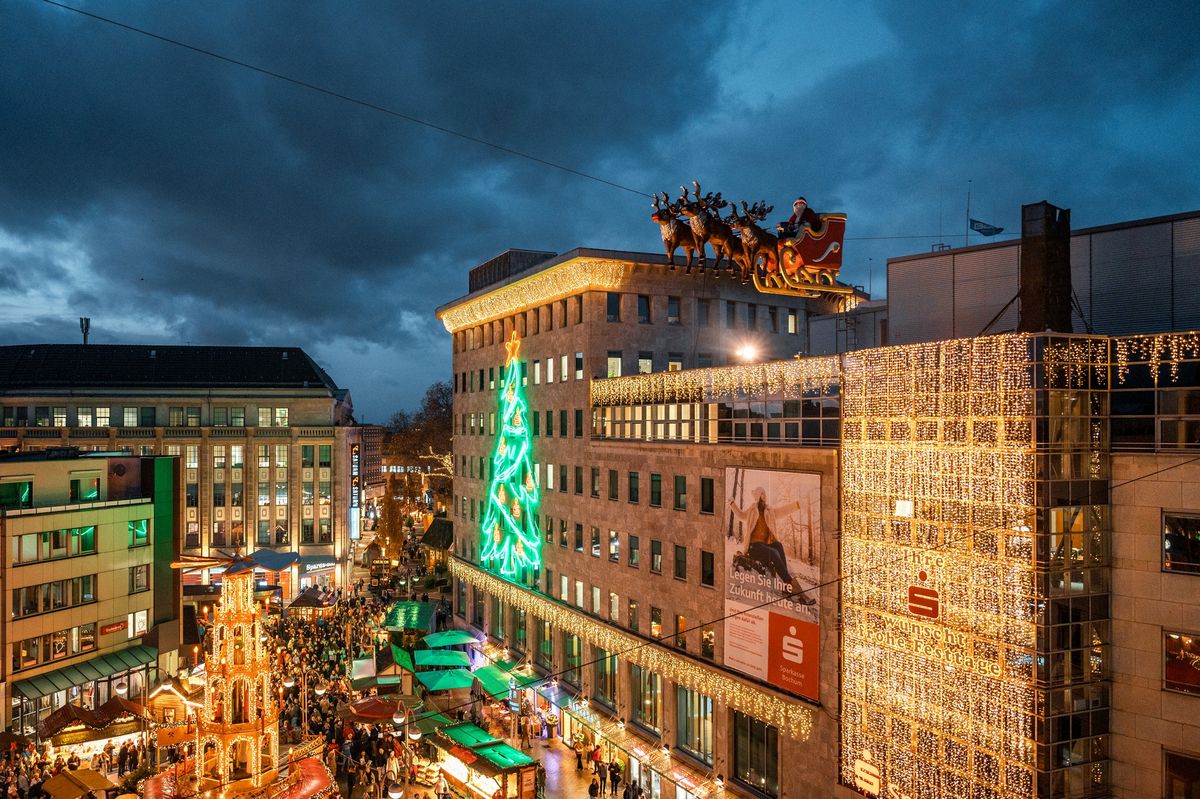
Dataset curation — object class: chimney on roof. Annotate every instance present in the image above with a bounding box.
[1018,201,1072,333]
[79,317,90,345]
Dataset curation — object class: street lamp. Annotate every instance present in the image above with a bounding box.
[386,781,405,799]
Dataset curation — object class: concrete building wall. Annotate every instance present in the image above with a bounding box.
[1109,452,1200,797]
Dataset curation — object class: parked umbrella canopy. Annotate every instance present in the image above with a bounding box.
[414,649,471,668]
[414,668,475,692]
[422,630,479,648]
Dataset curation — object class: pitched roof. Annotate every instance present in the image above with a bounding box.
[0,344,340,391]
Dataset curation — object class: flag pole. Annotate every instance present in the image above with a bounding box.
[965,179,972,246]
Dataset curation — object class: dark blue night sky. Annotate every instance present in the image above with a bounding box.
[2,1,1198,419]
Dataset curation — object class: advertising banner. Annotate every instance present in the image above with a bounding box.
[723,467,820,701]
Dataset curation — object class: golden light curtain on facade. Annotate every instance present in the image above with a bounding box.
[450,558,815,739]
[839,335,1039,798]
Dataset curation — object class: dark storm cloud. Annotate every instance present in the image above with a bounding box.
[1,0,1198,419]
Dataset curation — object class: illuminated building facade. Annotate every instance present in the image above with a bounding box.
[0,450,179,735]
[0,345,365,595]
[440,235,1200,798]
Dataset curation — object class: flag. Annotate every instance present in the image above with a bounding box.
[969,218,1004,236]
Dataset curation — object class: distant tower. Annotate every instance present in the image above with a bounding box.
[79,317,90,345]
[195,568,280,791]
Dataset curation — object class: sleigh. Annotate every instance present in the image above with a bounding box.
[752,213,853,300]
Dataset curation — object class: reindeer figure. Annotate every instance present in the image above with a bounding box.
[651,191,698,272]
[727,201,778,282]
[678,181,741,278]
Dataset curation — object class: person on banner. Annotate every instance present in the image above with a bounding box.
[778,196,823,239]
[727,486,817,605]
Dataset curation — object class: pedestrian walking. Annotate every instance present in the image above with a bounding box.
[598,760,608,787]
[574,742,584,772]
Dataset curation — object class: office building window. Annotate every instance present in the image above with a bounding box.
[667,353,683,372]
[590,526,601,558]
[638,295,651,323]
[574,409,583,438]
[725,301,736,328]
[628,599,639,632]
[275,445,288,468]
[559,409,567,436]
[560,354,568,382]
[301,445,314,468]
[629,535,640,568]
[700,477,715,514]
[638,352,653,374]
[701,626,715,660]
[768,306,779,333]
[318,445,332,468]
[787,308,798,334]
[747,303,757,330]
[1164,513,1200,574]
[733,711,779,797]
[667,296,680,324]
[1166,752,1200,798]
[318,518,332,543]
[129,564,150,594]
[608,469,619,500]
[186,522,200,549]
[608,530,620,562]
[591,467,600,498]
[607,292,621,322]
[630,665,661,732]
[628,472,639,503]
[675,614,687,649]
[1166,631,1200,694]
[674,545,687,580]
[609,593,620,623]
[563,633,582,685]
[607,351,622,378]
[170,407,184,426]
[69,476,100,502]
[128,519,149,548]
[185,446,199,468]
[123,407,139,427]
[676,688,714,764]
[186,406,201,427]
[591,586,601,615]
[701,550,715,586]
[697,299,710,327]
[594,648,618,708]
[275,407,289,427]
[674,475,687,510]
[575,352,584,379]
[650,474,662,507]
[650,541,662,574]
[547,357,555,383]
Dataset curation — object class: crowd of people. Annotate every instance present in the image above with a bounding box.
[0,738,148,799]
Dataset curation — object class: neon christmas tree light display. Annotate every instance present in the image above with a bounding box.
[480,331,542,576]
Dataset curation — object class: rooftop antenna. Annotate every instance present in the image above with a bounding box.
[79,317,90,345]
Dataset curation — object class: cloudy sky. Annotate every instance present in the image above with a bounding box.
[2,1,1198,421]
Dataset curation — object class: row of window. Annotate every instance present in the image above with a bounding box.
[459,408,585,439]
[10,520,147,566]
[0,405,291,428]
[172,443,336,470]
[458,470,715,515]
[12,622,96,673]
[453,295,585,353]
[12,576,97,618]
[182,518,333,549]
[459,586,776,795]
[606,292,800,336]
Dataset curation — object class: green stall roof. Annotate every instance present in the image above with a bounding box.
[438,722,497,749]
[414,668,474,692]
[414,650,471,668]
[412,712,454,736]
[422,629,479,648]
[473,741,535,771]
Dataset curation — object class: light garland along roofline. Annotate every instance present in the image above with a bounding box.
[437,257,628,333]
[450,557,815,740]
[591,355,842,406]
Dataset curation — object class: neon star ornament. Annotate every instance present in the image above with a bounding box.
[480,332,542,576]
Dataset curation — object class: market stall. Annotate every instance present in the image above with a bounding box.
[383,601,436,648]
[430,722,537,799]
[286,586,336,620]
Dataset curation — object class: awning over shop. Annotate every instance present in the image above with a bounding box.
[413,668,474,692]
[384,601,435,632]
[420,518,453,550]
[438,722,497,749]
[473,665,539,700]
[13,646,158,700]
[414,650,470,668]
[412,711,453,736]
[422,629,478,648]
[472,741,535,771]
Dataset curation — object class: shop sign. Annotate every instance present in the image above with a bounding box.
[521,769,536,795]
[303,561,336,573]
[101,620,128,636]
[350,443,361,508]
